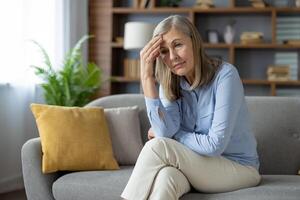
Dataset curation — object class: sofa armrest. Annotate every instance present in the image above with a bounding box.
[21,138,60,200]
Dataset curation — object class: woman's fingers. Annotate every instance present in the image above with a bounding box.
[140,35,163,79]
[140,36,162,63]
[145,45,160,63]
[141,35,162,56]
[143,36,162,56]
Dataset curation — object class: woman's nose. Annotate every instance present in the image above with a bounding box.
[169,49,178,61]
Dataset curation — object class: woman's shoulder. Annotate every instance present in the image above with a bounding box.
[212,62,240,85]
[218,62,238,76]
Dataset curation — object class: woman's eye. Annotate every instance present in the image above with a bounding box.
[160,49,168,55]
[174,43,182,48]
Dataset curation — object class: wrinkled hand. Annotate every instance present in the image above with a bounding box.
[140,35,162,81]
[148,128,155,140]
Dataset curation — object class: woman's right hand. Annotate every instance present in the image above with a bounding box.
[140,35,162,81]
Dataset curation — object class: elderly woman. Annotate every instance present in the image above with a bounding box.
[121,15,261,200]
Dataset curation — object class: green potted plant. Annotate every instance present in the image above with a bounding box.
[32,35,102,107]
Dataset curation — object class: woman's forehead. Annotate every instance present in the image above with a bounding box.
[161,28,187,45]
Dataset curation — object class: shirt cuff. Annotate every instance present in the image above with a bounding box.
[145,96,162,110]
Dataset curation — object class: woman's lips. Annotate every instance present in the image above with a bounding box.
[173,61,185,69]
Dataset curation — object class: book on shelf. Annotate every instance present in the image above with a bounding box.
[249,0,266,8]
[240,32,264,44]
[267,65,290,81]
[275,52,299,81]
[276,16,300,43]
[123,58,140,79]
[194,0,214,9]
[134,0,154,8]
[267,65,290,74]
[284,40,300,45]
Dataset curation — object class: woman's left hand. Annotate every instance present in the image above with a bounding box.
[148,128,155,140]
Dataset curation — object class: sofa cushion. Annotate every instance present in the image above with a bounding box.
[181,175,300,200]
[85,94,151,144]
[246,97,300,175]
[30,104,119,173]
[52,166,133,200]
[104,106,143,165]
[53,172,300,200]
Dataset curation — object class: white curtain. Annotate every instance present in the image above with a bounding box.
[0,0,87,193]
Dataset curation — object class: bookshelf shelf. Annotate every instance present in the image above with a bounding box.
[111,76,140,82]
[234,44,300,49]
[111,42,123,48]
[243,79,300,85]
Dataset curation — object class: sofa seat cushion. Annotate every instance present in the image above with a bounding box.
[52,166,133,200]
[53,171,300,200]
[181,175,300,200]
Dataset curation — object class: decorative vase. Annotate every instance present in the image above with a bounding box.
[224,25,235,44]
[296,0,300,7]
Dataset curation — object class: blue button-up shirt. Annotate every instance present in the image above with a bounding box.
[145,62,259,169]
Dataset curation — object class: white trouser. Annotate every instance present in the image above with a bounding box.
[121,138,261,200]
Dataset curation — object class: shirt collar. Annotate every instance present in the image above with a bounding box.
[180,77,191,91]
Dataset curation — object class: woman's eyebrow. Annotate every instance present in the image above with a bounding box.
[171,38,181,43]
[160,38,182,48]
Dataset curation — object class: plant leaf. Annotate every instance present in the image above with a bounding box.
[31,40,53,72]
[32,35,101,106]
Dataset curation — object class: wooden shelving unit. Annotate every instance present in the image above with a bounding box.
[111,76,140,82]
[89,0,300,96]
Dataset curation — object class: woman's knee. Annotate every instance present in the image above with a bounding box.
[144,137,174,152]
[144,138,164,154]
[142,138,192,168]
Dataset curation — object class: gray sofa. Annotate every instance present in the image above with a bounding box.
[22,94,300,200]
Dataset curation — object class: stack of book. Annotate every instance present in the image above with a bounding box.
[275,52,299,80]
[240,32,264,44]
[123,58,140,79]
[249,0,266,8]
[276,17,300,44]
[267,65,290,81]
[194,0,214,9]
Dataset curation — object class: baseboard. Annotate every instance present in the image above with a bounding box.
[0,174,24,194]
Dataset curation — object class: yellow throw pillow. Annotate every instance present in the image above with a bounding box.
[30,104,119,173]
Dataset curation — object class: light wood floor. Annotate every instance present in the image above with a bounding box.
[0,189,27,200]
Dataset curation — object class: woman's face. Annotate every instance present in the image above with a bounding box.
[159,27,194,83]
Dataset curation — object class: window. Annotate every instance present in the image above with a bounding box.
[0,0,64,84]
